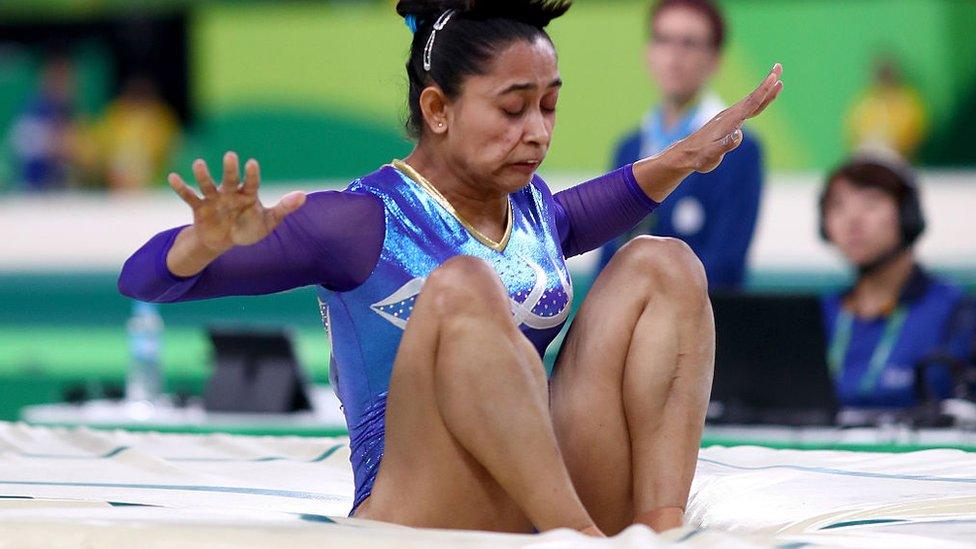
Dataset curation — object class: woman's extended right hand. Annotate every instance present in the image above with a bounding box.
[168,152,307,255]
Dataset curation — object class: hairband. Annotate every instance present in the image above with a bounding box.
[423,10,456,72]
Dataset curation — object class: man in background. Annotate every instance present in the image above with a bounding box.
[598,0,764,291]
[7,54,82,192]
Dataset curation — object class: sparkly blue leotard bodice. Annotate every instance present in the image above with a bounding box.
[317,164,573,511]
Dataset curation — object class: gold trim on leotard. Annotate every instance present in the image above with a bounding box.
[391,159,513,252]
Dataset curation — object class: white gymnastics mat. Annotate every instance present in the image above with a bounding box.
[0,422,974,548]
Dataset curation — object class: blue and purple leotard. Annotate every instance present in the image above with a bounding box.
[119,162,658,513]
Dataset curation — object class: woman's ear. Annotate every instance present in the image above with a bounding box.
[419,86,449,135]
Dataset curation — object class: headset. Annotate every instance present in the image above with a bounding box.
[818,157,926,247]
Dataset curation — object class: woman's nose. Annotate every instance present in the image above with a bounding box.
[523,110,550,146]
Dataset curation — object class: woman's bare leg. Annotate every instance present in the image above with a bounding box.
[357,255,598,533]
[550,236,714,535]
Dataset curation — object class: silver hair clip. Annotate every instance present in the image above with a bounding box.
[423,9,457,72]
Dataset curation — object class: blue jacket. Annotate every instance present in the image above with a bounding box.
[821,267,975,409]
[597,128,764,290]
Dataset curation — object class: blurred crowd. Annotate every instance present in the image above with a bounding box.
[5,53,180,193]
[0,2,937,197]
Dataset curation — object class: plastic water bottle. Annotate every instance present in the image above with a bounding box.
[126,301,163,403]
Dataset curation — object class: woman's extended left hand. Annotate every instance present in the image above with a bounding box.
[632,64,782,202]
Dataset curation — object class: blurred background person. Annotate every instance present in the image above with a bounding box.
[92,75,180,192]
[846,53,929,161]
[6,53,83,192]
[597,0,764,291]
[820,157,974,410]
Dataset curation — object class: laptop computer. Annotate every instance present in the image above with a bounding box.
[707,293,838,426]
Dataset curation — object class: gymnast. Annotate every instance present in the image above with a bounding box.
[119,0,782,537]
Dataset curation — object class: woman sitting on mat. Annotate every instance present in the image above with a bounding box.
[119,0,782,537]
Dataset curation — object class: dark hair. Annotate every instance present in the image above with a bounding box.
[396,0,571,138]
[819,158,926,246]
[649,0,726,51]
[825,160,912,204]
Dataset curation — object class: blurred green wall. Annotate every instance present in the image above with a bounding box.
[190,0,976,179]
[1,0,973,183]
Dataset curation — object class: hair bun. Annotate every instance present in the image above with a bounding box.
[396,0,569,29]
[396,1,472,21]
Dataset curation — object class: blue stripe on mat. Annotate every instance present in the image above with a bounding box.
[2,495,342,524]
[698,457,976,484]
[820,518,907,530]
[299,514,337,524]
[0,480,347,502]
[674,528,704,543]
[15,444,344,463]
[107,501,160,508]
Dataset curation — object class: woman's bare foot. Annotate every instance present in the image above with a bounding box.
[634,506,684,532]
[579,524,606,537]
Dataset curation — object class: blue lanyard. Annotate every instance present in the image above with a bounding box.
[642,103,701,156]
[828,306,908,395]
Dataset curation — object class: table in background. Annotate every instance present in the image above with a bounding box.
[20,385,347,438]
[703,424,976,452]
[22,389,976,451]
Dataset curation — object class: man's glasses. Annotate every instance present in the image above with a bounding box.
[651,33,715,53]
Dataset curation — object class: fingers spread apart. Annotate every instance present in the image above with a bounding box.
[192,159,219,198]
[168,173,202,208]
[242,158,261,196]
[221,151,241,192]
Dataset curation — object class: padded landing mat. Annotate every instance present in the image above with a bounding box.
[1,422,974,547]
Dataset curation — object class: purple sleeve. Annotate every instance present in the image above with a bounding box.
[117,190,385,302]
[550,164,659,258]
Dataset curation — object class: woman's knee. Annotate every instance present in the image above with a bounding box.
[422,255,510,317]
[613,236,708,297]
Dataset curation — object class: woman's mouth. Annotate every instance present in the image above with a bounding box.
[508,160,541,173]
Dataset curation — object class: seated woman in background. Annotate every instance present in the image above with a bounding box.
[819,157,974,409]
